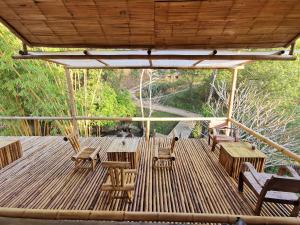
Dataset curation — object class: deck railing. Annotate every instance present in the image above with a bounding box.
[0,116,299,164]
[0,208,298,225]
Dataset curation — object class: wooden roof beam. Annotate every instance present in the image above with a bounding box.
[228,50,286,69]
[83,50,109,66]
[12,54,296,61]
[192,50,217,66]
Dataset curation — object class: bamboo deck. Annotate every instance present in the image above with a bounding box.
[0,136,297,217]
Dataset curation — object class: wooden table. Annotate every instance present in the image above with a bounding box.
[0,140,22,169]
[219,142,266,179]
[106,138,140,169]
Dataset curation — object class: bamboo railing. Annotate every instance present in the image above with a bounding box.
[0,116,299,163]
[0,116,226,122]
[0,208,298,225]
[229,118,300,163]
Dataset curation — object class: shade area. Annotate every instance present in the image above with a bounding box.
[27,49,286,69]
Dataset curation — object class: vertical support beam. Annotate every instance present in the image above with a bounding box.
[65,68,78,134]
[146,120,150,143]
[148,70,152,117]
[139,69,145,129]
[226,68,238,134]
[289,42,295,55]
[83,69,88,136]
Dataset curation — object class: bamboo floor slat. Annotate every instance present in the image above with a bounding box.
[0,136,297,217]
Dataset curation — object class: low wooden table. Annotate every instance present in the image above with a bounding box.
[219,142,266,179]
[0,140,22,169]
[107,138,140,169]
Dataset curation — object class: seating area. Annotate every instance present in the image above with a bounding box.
[152,129,179,169]
[208,121,240,151]
[239,162,300,216]
[0,136,297,217]
[64,131,101,170]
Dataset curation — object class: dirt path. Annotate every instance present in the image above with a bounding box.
[130,83,199,137]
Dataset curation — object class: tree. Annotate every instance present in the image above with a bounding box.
[207,81,300,168]
[0,24,136,136]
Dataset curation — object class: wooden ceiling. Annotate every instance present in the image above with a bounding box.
[0,0,299,49]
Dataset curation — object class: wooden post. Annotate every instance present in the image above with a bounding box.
[139,69,145,129]
[65,68,78,134]
[226,68,238,135]
[148,70,152,117]
[146,120,150,143]
[289,42,295,55]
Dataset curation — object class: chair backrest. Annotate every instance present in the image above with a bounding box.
[153,129,178,154]
[170,130,179,154]
[266,176,300,193]
[63,132,81,153]
[102,161,131,187]
[208,120,227,129]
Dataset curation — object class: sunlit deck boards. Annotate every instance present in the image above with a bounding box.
[0,136,296,217]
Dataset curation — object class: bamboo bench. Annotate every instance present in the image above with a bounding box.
[63,132,101,171]
[152,129,179,169]
[100,161,137,202]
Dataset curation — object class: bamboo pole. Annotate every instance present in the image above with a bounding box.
[139,69,145,129]
[13,53,296,61]
[148,70,152,117]
[0,208,298,224]
[229,118,300,163]
[226,68,238,135]
[0,116,227,122]
[146,120,150,143]
[65,68,78,134]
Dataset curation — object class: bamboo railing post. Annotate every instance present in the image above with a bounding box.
[146,119,150,143]
[65,68,78,134]
[139,69,145,129]
[226,68,238,135]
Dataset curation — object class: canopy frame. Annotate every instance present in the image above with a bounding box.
[13,49,294,70]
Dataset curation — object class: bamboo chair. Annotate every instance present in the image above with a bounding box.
[100,161,137,202]
[208,121,239,151]
[152,129,179,169]
[238,162,300,216]
[63,132,101,171]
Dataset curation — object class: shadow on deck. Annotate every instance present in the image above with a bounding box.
[0,136,296,217]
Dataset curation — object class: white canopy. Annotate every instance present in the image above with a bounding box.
[26,49,288,69]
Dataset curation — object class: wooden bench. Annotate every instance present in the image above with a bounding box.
[63,132,101,171]
[152,129,179,169]
[239,162,300,216]
[100,161,137,202]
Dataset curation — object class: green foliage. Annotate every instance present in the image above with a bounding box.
[238,58,300,112]
[0,24,137,135]
[0,25,68,118]
[191,122,201,138]
[150,111,179,135]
